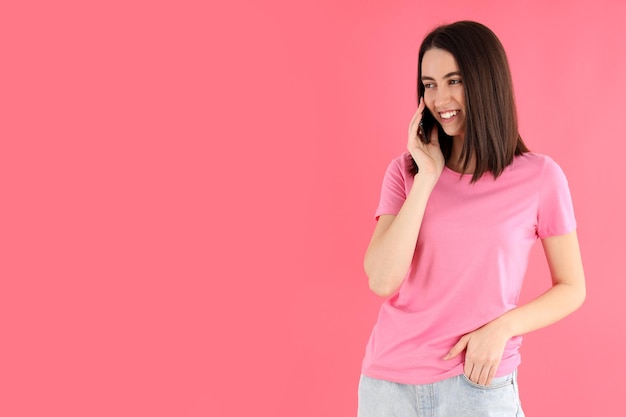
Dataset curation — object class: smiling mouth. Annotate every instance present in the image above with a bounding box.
[440,110,459,119]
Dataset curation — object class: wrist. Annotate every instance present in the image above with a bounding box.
[489,311,517,339]
[412,171,440,190]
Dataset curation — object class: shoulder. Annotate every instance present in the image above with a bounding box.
[378,153,414,194]
[387,152,412,170]
[376,153,414,209]
[514,153,572,199]
[511,153,567,177]
[512,152,553,168]
[383,152,413,178]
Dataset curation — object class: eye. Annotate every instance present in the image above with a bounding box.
[449,79,462,85]
[423,83,435,89]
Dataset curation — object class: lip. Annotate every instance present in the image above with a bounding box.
[438,110,461,123]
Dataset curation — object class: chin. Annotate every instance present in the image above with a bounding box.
[441,125,465,138]
[442,128,462,137]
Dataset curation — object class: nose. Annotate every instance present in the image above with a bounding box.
[434,86,451,108]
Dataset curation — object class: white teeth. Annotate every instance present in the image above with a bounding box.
[440,111,458,119]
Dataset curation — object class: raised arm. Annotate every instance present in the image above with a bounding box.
[364,100,444,296]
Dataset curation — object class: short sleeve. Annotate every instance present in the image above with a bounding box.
[537,157,577,238]
[374,154,411,220]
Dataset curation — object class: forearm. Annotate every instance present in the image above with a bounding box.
[493,281,586,339]
[364,173,438,296]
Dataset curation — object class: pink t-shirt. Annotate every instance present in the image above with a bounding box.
[361,152,576,384]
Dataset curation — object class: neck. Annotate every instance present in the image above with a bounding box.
[447,135,476,174]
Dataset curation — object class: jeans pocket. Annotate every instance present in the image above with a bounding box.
[461,372,514,390]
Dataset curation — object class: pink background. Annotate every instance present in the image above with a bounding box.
[2,0,624,416]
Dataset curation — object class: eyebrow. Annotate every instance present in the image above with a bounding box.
[421,71,461,81]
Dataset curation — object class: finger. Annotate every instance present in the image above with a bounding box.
[408,108,421,137]
[463,361,473,380]
[428,123,439,146]
[410,100,427,135]
[444,335,468,360]
[469,365,483,384]
[417,96,426,113]
[477,366,491,386]
[410,107,420,125]
[485,367,497,386]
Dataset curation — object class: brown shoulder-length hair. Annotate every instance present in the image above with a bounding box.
[410,21,529,182]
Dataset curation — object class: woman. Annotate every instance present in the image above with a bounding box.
[359,21,585,416]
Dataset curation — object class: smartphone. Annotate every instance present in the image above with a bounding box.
[418,99,436,144]
[418,100,452,161]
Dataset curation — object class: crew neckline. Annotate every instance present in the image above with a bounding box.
[442,165,473,177]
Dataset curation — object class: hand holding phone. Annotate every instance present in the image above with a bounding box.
[407,97,444,177]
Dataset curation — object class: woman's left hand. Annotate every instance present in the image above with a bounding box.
[443,322,510,386]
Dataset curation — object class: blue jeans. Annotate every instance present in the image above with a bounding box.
[358,370,525,417]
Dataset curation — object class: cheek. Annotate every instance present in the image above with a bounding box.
[455,89,466,107]
[423,92,436,112]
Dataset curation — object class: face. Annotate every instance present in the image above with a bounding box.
[421,48,466,139]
